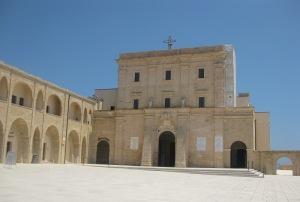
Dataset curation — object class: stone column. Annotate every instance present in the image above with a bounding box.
[141,114,154,166]
[175,112,188,167]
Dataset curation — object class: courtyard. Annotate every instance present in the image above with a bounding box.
[0,164,300,202]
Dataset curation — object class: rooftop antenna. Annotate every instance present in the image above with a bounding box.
[163,35,176,50]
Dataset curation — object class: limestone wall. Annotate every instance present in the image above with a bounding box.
[0,62,95,164]
[92,107,258,168]
[253,151,300,176]
[116,45,236,110]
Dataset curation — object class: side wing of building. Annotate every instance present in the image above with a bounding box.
[0,61,95,164]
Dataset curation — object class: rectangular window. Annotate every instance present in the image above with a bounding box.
[130,137,139,150]
[198,97,205,108]
[19,97,24,106]
[134,72,140,82]
[214,135,223,152]
[165,70,171,80]
[110,106,115,110]
[196,137,206,151]
[11,95,17,104]
[133,99,139,109]
[46,106,50,113]
[165,98,171,108]
[198,68,205,78]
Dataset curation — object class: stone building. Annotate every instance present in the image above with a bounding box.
[0,62,94,164]
[0,44,299,175]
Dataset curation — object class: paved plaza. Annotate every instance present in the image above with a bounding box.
[0,164,300,202]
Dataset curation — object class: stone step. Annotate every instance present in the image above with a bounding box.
[86,164,264,178]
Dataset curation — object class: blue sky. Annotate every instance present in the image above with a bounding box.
[0,0,299,150]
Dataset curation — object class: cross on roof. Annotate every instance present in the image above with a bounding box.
[163,36,176,50]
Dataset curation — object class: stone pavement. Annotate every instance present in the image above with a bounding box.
[0,164,299,202]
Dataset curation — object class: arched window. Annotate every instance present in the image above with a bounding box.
[46,95,62,116]
[0,77,8,101]
[83,108,88,123]
[12,82,33,108]
[35,91,44,111]
[69,102,81,121]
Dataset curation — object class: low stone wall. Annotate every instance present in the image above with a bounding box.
[253,151,300,176]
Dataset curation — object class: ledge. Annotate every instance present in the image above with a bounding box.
[11,103,32,110]
[118,44,233,60]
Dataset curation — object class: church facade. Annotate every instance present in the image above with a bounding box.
[90,45,270,168]
[1,44,300,175]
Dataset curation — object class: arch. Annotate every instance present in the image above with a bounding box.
[12,82,33,107]
[32,128,41,163]
[0,121,3,162]
[0,77,8,101]
[46,95,62,116]
[276,156,293,176]
[158,131,175,167]
[96,140,109,164]
[83,108,88,123]
[35,90,44,111]
[230,141,247,168]
[66,131,80,163]
[8,118,30,163]
[44,126,60,163]
[69,102,82,121]
[81,137,86,164]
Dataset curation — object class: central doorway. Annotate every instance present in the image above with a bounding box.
[96,140,109,164]
[230,141,247,168]
[158,131,175,167]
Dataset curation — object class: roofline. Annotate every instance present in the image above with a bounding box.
[95,88,117,91]
[117,44,234,61]
[0,61,96,104]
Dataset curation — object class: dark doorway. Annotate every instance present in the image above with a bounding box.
[6,141,12,154]
[230,141,247,168]
[158,132,175,167]
[96,140,109,164]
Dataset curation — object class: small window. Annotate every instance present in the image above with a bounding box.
[198,68,205,78]
[19,97,24,106]
[133,99,139,109]
[134,72,140,82]
[165,70,171,80]
[199,97,205,108]
[165,98,171,108]
[110,106,115,110]
[46,105,50,113]
[11,95,17,104]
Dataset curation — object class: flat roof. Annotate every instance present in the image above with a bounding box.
[118,44,234,60]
